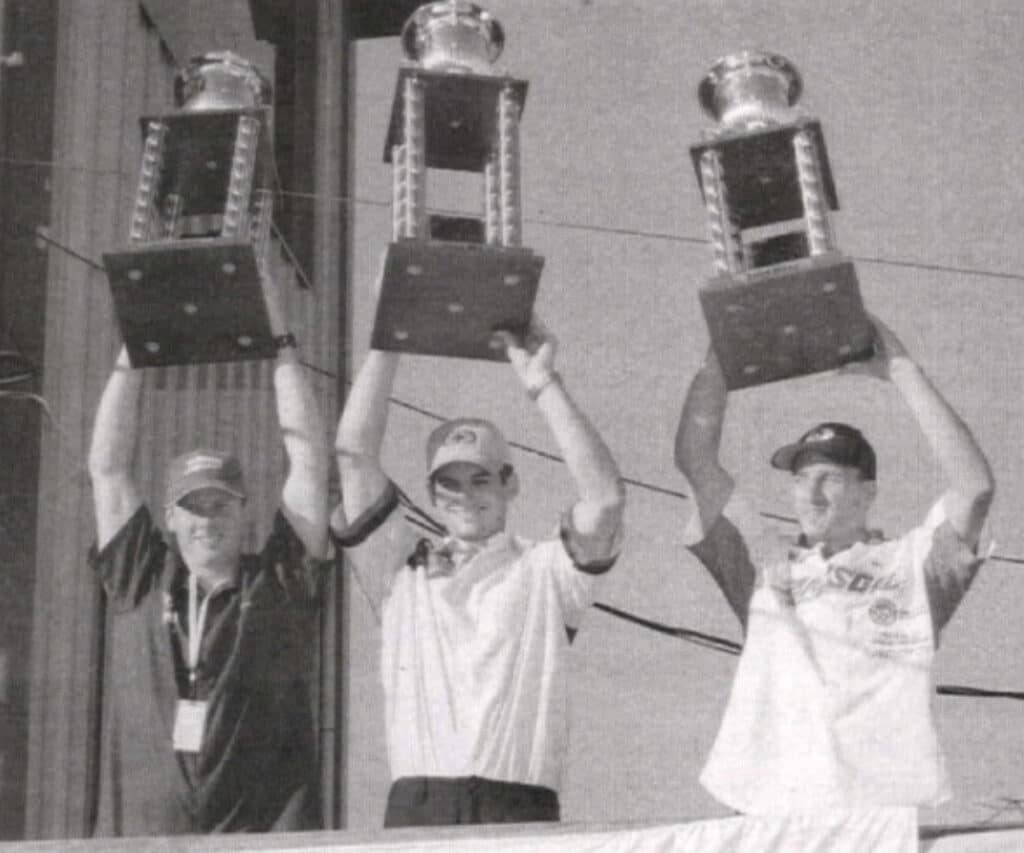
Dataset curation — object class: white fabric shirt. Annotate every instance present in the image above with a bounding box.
[338,485,611,791]
[689,499,984,815]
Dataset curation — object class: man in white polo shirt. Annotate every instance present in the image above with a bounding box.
[674,315,995,814]
[332,317,625,827]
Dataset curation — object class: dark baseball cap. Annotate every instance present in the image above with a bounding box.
[770,422,876,481]
[165,449,246,506]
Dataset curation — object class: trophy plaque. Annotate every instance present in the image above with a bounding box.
[371,0,543,361]
[690,50,873,390]
[103,52,279,367]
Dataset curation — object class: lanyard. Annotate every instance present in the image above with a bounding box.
[186,572,216,689]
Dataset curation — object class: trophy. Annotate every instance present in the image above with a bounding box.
[371,0,543,360]
[103,52,279,367]
[689,50,873,390]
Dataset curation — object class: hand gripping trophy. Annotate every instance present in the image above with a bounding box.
[103,52,280,366]
[689,50,874,389]
[371,0,543,360]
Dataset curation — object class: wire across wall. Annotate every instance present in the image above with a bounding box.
[4,152,1023,703]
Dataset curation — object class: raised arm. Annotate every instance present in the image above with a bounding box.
[263,271,329,558]
[673,346,735,538]
[333,349,400,529]
[88,346,144,549]
[499,318,625,558]
[866,316,994,548]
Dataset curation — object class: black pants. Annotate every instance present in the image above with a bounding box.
[384,775,560,828]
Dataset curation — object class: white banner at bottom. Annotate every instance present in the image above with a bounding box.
[333,808,919,853]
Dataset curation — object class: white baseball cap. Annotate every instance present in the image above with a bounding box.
[426,418,512,478]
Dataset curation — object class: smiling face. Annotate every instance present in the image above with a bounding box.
[165,487,245,582]
[790,457,876,549]
[429,461,517,543]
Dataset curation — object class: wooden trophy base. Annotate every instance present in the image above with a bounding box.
[103,239,275,367]
[371,240,543,361]
[700,252,874,390]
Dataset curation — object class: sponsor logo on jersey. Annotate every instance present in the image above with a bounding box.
[868,597,899,625]
[775,563,906,604]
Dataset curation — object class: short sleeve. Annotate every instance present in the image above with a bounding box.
[261,510,331,604]
[686,495,761,629]
[88,504,166,610]
[330,481,420,614]
[533,530,606,630]
[914,503,988,637]
[558,509,622,576]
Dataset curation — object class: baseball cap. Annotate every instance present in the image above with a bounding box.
[426,418,512,478]
[165,449,246,506]
[769,422,876,481]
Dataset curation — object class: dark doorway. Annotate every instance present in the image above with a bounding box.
[0,0,57,839]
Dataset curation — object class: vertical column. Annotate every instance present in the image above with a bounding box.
[248,188,273,271]
[699,148,744,274]
[313,0,352,826]
[483,152,501,245]
[497,84,521,247]
[28,0,150,837]
[222,115,260,238]
[793,129,834,256]
[401,75,427,238]
[160,193,182,240]
[391,144,407,241]
[128,121,167,244]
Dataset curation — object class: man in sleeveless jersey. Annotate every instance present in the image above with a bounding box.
[332,316,625,827]
[674,315,994,814]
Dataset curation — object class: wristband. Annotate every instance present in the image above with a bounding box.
[527,370,561,401]
[273,332,298,351]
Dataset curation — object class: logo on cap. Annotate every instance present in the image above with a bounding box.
[804,426,836,443]
[165,448,246,505]
[445,427,480,447]
[183,454,228,476]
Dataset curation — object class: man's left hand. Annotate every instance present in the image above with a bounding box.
[494,315,559,392]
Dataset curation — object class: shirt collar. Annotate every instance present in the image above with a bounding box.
[438,530,514,565]
[791,528,885,560]
[164,547,240,598]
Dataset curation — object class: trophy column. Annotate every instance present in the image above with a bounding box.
[792,128,835,256]
[103,52,281,367]
[497,84,522,248]
[370,1,544,361]
[689,51,874,390]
